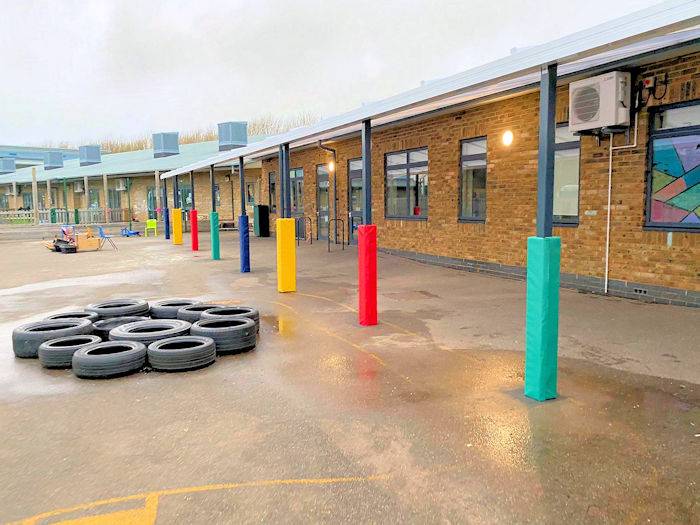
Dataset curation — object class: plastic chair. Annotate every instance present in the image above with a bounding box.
[145,219,158,237]
[97,226,118,251]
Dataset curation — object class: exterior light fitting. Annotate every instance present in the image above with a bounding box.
[502,130,514,146]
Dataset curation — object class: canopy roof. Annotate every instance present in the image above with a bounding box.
[0,136,266,185]
[161,0,700,180]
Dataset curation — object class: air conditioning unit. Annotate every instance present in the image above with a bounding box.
[115,178,127,191]
[74,181,84,193]
[569,71,631,132]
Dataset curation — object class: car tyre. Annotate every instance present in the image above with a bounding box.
[147,336,216,371]
[72,341,147,378]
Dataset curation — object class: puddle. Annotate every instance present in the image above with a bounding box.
[0,269,163,297]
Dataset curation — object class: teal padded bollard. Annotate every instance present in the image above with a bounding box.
[74,208,80,224]
[524,236,561,401]
[210,211,220,260]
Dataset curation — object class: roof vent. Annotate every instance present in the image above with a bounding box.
[218,122,247,151]
[44,151,64,170]
[79,145,101,166]
[153,132,179,158]
[0,158,16,174]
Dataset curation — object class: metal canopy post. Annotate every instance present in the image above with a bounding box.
[361,119,372,225]
[173,174,179,210]
[278,145,286,218]
[209,165,220,260]
[536,64,557,238]
[525,62,560,402]
[162,177,170,240]
[190,170,198,251]
[282,143,291,218]
[239,157,246,216]
[358,119,377,326]
[238,156,250,273]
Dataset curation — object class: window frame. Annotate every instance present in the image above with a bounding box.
[552,122,581,228]
[383,146,429,220]
[289,167,304,214]
[268,172,277,213]
[645,100,700,232]
[458,136,488,223]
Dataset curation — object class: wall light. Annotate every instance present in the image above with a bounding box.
[502,130,514,146]
[328,161,335,172]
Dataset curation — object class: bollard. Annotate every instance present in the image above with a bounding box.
[210,211,220,260]
[164,208,171,240]
[524,236,561,401]
[172,208,183,245]
[50,208,57,224]
[190,209,199,251]
[239,215,250,273]
[276,218,296,292]
[74,208,80,224]
[358,224,378,326]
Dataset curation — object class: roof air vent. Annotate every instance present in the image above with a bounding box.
[0,158,16,174]
[44,151,64,170]
[153,132,179,158]
[79,145,101,166]
[218,121,247,151]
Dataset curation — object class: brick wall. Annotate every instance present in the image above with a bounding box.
[261,51,700,296]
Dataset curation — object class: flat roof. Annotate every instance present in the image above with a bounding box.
[161,0,700,180]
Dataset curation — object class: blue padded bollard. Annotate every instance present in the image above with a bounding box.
[239,215,250,273]
[164,208,171,240]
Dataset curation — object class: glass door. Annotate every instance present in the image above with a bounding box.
[290,168,305,239]
[347,159,363,244]
[316,165,330,240]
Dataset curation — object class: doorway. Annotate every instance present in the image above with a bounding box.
[347,159,363,244]
[316,165,330,240]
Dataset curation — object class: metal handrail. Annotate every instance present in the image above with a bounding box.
[295,216,313,246]
[327,218,345,252]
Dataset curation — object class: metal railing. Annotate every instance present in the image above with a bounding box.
[295,216,313,246]
[0,208,131,225]
[327,218,346,252]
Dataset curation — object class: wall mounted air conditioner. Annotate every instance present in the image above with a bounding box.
[569,71,631,132]
[115,178,127,191]
[74,181,84,193]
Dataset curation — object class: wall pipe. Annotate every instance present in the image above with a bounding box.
[604,112,639,294]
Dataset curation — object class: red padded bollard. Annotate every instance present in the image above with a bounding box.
[358,224,378,326]
[190,209,199,251]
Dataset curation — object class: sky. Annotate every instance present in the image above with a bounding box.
[0,0,664,147]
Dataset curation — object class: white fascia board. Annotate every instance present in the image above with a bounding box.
[161,0,700,180]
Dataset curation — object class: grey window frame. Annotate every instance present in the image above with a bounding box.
[553,122,581,227]
[458,137,488,223]
[383,146,429,220]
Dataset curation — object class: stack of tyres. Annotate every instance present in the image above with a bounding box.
[12,318,94,358]
[86,299,150,319]
[72,341,147,378]
[191,318,256,354]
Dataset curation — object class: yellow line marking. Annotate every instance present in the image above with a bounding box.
[13,475,388,525]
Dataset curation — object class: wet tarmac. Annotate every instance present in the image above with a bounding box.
[0,233,698,523]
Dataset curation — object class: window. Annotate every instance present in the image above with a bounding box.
[246,182,256,205]
[23,192,32,209]
[290,168,304,214]
[108,188,121,209]
[553,124,580,225]
[647,102,700,230]
[88,188,100,209]
[176,184,192,209]
[459,138,487,221]
[384,147,428,218]
[0,194,8,210]
[268,172,276,213]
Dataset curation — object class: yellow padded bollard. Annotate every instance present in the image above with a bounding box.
[276,218,296,292]
[172,208,183,245]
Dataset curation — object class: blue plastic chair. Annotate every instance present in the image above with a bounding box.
[97,226,118,251]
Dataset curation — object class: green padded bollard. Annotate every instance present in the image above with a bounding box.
[524,236,561,402]
[50,208,57,224]
[74,208,80,224]
[210,211,220,260]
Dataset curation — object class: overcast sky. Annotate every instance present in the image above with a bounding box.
[1,0,663,147]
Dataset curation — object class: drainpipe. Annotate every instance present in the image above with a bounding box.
[318,141,338,243]
[604,113,638,294]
